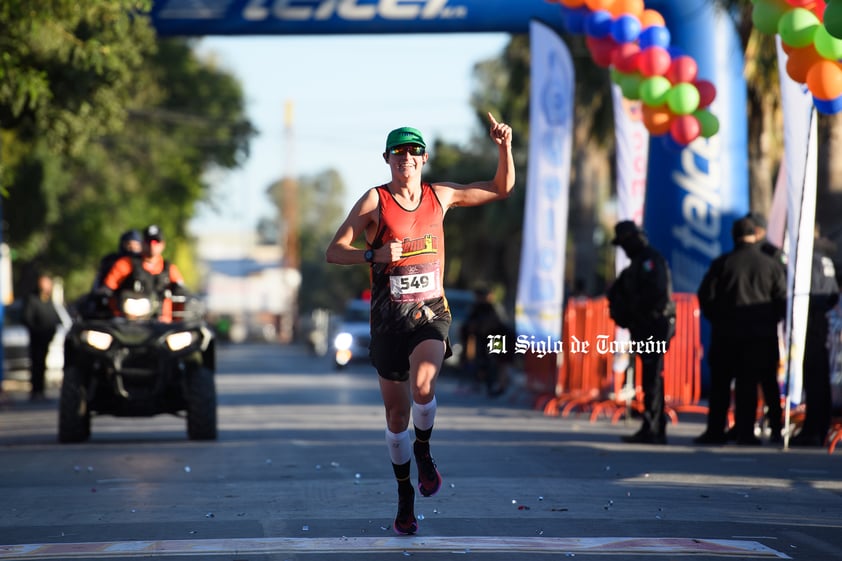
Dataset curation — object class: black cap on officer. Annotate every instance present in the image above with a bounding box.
[611,220,645,246]
[731,216,757,241]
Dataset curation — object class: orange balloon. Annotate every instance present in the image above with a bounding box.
[806,59,842,100]
[585,0,615,12]
[642,104,674,135]
[639,9,666,29]
[786,45,824,84]
[609,0,645,18]
[560,0,586,7]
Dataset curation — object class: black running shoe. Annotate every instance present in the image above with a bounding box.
[393,486,417,535]
[414,442,442,497]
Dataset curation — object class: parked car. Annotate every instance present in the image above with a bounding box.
[2,301,31,375]
[332,299,371,369]
[2,299,69,386]
[444,288,475,367]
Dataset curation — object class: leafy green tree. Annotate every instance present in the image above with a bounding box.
[0,0,156,158]
[1,2,253,299]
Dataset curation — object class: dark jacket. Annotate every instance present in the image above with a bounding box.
[22,293,61,341]
[608,244,676,342]
[697,241,787,338]
[807,248,839,334]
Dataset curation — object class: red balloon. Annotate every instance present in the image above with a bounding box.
[809,0,827,18]
[638,46,671,77]
[670,114,701,145]
[694,80,717,108]
[611,42,641,74]
[587,35,619,68]
[667,56,699,84]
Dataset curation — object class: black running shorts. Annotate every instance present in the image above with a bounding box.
[369,319,453,382]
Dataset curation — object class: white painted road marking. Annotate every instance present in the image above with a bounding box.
[0,536,790,559]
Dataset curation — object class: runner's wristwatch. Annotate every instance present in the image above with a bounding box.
[364,249,374,263]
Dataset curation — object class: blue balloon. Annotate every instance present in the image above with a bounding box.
[611,14,642,44]
[813,95,842,115]
[639,26,671,49]
[585,9,613,39]
[667,45,685,59]
[560,6,589,35]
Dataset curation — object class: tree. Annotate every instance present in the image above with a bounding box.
[0,0,156,158]
[1,2,254,299]
[716,0,842,265]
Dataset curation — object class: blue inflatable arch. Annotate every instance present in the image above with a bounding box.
[151,0,749,292]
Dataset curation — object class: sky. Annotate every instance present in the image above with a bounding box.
[189,32,511,235]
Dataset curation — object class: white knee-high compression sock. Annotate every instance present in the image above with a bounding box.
[412,397,437,432]
[385,428,412,465]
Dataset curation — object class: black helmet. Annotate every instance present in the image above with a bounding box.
[119,229,142,249]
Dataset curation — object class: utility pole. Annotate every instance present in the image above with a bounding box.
[279,100,299,343]
[281,100,299,270]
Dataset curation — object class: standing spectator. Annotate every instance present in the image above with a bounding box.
[22,274,62,401]
[325,114,514,535]
[695,217,787,446]
[607,221,676,445]
[792,235,839,446]
[460,286,513,397]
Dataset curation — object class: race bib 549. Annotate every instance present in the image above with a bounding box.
[389,262,441,303]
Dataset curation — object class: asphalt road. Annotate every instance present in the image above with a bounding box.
[0,343,840,560]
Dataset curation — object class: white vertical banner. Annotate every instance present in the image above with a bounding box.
[767,159,788,250]
[611,85,649,274]
[776,37,817,417]
[610,84,649,373]
[515,20,573,341]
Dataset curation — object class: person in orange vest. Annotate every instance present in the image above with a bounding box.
[102,225,186,323]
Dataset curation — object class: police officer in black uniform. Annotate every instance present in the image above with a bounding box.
[745,212,786,267]
[608,221,676,445]
[695,216,787,446]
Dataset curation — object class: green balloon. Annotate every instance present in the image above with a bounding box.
[620,74,643,100]
[752,0,790,35]
[694,109,720,138]
[639,76,672,107]
[825,1,842,41]
[778,8,820,48]
[667,83,701,116]
[814,24,842,61]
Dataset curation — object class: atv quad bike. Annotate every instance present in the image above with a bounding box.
[58,292,217,442]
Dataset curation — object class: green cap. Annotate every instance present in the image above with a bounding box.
[385,127,426,151]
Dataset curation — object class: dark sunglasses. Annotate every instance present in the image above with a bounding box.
[388,145,425,156]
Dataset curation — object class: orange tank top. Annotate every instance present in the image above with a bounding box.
[369,183,450,334]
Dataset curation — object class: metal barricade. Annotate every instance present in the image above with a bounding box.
[528,293,705,424]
